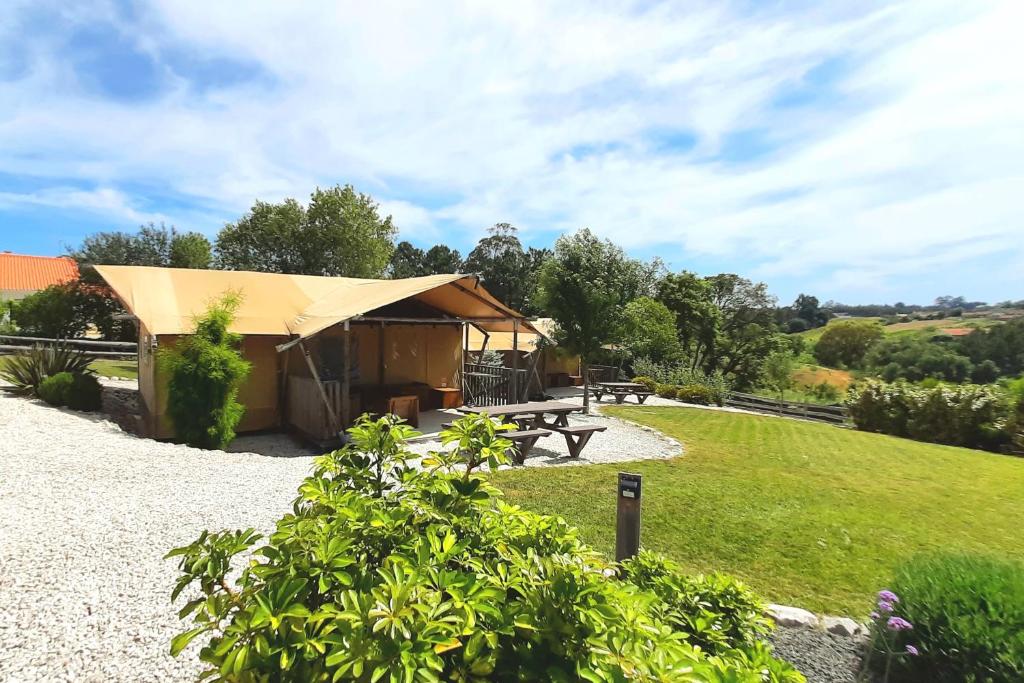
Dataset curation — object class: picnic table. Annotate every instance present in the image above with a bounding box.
[455,401,604,463]
[456,400,582,430]
[590,382,653,404]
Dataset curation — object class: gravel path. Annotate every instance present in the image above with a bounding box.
[0,393,315,682]
[769,628,867,683]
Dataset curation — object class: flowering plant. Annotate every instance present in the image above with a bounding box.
[859,589,918,682]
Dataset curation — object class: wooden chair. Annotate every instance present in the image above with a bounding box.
[386,394,419,427]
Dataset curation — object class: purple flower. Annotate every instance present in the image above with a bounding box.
[878,590,900,603]
[887,616,913,632]
[906,645,919,656]
[870,611,880,619]
[878,600,895,613]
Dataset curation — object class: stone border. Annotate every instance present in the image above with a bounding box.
[767,604,866,638]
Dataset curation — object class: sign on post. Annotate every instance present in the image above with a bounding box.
[615,472,642,562]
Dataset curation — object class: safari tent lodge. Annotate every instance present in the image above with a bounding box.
[96,265,539,445]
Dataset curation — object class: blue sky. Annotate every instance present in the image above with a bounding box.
[1,1,1021,305]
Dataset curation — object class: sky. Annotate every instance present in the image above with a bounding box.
[0,0,1021,305]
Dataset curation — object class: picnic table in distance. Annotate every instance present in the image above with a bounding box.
[590,381,653,404]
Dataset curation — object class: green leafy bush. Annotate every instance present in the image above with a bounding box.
[159,293,251,449]
[655,382,678,398]
[620,550,772,654]
[846,380,1009,450]
[880,553,1024,682]
[166,414,803,682]
[807,381,841,403]
[631,375,656,391]
[0,343,94,395]
[813,319,883,368]
[38,371,75,406]
[634,357,729,404]
[676,384,713,405]
[67,372,103,411]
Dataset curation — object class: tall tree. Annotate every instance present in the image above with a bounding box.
[463,223,529,310]
[705,274,782,389]
[388,241,427,279]
[617,297,681,363]
[793,293,829,328]
[538,229,646,412]
[215,185,396,277]
[422,245,463,274]
[70,223,212,273]
[655,272,720,369]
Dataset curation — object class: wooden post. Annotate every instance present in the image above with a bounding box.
[460,322,467,400]
[615,472,642,562]
[299,340,340,435]
[511,319,519,403]
[342,320,351,431]
[378,321,385,385]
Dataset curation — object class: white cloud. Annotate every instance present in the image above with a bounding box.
[0,0,1021,301]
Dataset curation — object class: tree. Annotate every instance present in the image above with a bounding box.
[463,224,531,311]
[422,244,463,274]
[538,229,646,412]
[814,320,884,368]
[215,185,396,277]
[793,293,830,328]
[655,272,720,369]
[168,232,213,269]
[705,274,782,389]
[11,282,125,339]
[865,336,974,383]
[760,350,795,403]
[618,297,681,363]
[387,241,427,279]
[70,222,212,276]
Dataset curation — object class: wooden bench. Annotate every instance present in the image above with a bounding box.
[551,424,607,458]
[441,424,551,465]
[504,429,551,464]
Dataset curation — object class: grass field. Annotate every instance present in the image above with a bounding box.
[490,407,1024,615]
[797,313,1012,344]
[0,355,138,380]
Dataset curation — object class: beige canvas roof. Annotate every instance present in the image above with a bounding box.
[95,265,536,339]
[466,317,558,352]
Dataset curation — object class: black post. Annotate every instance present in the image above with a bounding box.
[615,472,642,562]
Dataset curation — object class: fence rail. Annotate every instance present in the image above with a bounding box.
[724,391,848,425]
[0,335,138,358]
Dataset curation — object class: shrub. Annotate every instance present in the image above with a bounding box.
[655,382,678,398]
[846,380,1009,450]
[166,414,803,682]
[878,553,1024,682]
[38,371,74,406]
[631,375,656,391]
[633,357,729,405]
[808,381,841,403]
[159,293,251,449]
[68,372,103,411]
[676,384,713,405]
[0,343,94,395]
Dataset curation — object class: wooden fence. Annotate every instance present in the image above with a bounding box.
[0,335,138,359]
[724,391,849,425]
[462,362,527,407]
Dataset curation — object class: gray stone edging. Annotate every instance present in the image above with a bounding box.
[767,603,866,638]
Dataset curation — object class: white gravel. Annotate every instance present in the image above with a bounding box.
[0,393,315,682]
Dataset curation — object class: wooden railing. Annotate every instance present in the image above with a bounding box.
[462,362,527,407]
[0,335,137,358]
[724,391,849,425]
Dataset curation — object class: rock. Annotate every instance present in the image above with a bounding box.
[768,603,820,629]
[822,616,863,637]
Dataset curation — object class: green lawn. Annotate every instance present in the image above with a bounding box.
[0,355,138,380]
[489,407,1024,615]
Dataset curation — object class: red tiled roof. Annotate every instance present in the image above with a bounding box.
[0,252,80,293]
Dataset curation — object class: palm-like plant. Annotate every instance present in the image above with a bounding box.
[0,344,95,395]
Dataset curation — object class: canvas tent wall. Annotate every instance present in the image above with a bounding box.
[96,265,535,440]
